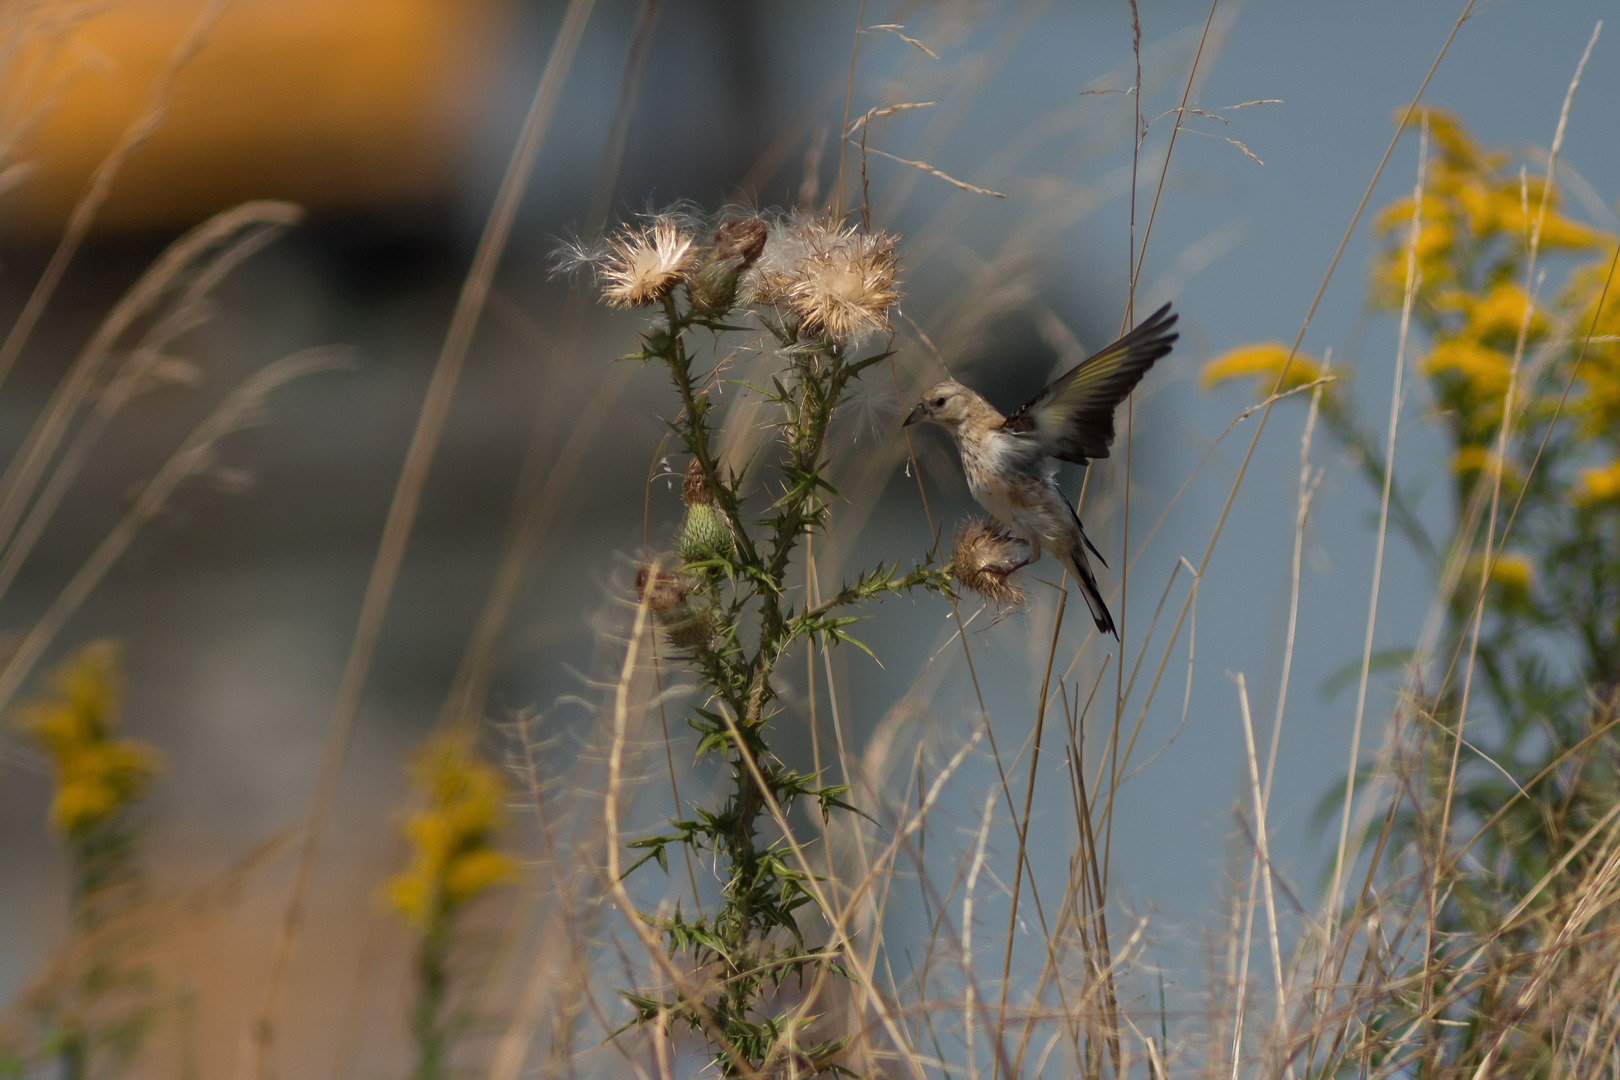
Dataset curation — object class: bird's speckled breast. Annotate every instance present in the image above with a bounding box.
[958,428,1045,538]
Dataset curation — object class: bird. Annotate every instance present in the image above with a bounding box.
[903,302,1179,637]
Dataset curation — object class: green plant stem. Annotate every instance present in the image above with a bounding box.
[410,913,452,1080]
[628,288,944,1075]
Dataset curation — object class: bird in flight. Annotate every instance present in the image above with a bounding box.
[904,303,1179,637]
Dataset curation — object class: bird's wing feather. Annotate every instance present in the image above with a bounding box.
[1000,302,1178,464]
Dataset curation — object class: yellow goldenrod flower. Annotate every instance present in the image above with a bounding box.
[1573,459,1620,505]
[1463,284,1543,341]
[1199,342,1325,395]
[1486,181,1611,251]
[599,217,695,308]
[18,643,158,839]
[1564,252,1620,435]
[1454,178,1496,235]
[1477,552,1533,593]
[1461,552,1533,600]
[442,848,515,906]
[1490,553,1532,592]
[385,729,515,930]
[1400,108,1506,176]
[1450,445,1521,488]
[1422,339,1511,398]
[1574,362,1620,438]
[1451,446,1491,475]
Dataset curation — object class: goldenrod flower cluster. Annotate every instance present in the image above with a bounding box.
[1464,551,1534,601]
[19,642,158,840]
[1567,256,1620,504]
[1199,341,1327,396]
[1369,110,1612,459]
[1206,110,1620,516]
[386,729,516,930]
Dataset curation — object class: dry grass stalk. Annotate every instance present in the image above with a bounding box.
[0,348,346,715]
[250,4,598,1072]
[0,0,234,393]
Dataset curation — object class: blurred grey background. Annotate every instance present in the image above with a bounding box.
[1,0,1616,1072]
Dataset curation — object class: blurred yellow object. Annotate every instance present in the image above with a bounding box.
[1199,341,1325,395]
[385,727,515,930]
[1574,459,1620,505]
[2,0,502,232]
[1463,552,1534,598]
[18,641,160,839]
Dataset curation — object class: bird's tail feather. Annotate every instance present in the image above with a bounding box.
[1059,543,1116,638]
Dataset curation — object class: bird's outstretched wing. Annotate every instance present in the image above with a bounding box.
[1000,302,1178,464]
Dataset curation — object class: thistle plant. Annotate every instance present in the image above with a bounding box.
[16,643,160,1080]
[570,209,950,1074]
[384,727,517,1080]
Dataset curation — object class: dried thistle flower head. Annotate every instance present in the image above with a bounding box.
[952,519,1028,608]
[682,458,712,506]
[712,216,769,266]
[600,217,695,307]
[635,566,711,648]
[787,224,899,341]
[739,216,810,306]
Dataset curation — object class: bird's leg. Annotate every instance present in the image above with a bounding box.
[1001,539,1038,573]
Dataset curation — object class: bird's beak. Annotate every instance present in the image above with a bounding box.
[902,403,926,428]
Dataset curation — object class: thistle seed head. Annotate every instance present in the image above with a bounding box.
[635,565,690,613]
[741,216,814,306]
[952,520,1027,608]
[599,217,695,307]
[635,566,712,648]
[786,224,900,341]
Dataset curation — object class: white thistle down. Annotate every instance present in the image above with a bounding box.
[741,217,900,341]
[787,223,899,340]
[599,217,695,307]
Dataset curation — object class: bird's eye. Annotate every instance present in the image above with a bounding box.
[932,396,947,408]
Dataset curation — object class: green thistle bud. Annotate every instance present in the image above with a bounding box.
[677,459,733,564]
[678,503,732,564]
[686,217,768,318]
